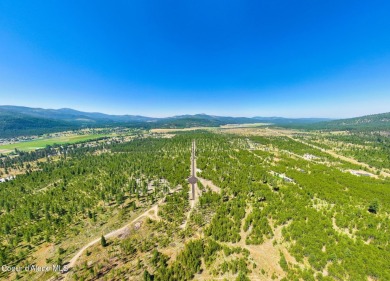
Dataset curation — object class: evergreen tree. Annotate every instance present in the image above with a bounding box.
[101,235,107,247]
[143,270,154,281]
[368,200,379,214]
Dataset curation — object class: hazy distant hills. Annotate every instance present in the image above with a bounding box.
[0,106,329,126]
[166,114,261,127]
[0,105,389,138]
[0,106,156,123]
[0,108,261,136]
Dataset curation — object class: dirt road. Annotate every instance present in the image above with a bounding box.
[63,201,161,279]
[180,140,200,229]
[65,140,200,276]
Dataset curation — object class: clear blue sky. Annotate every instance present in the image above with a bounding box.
[0,1,389,118]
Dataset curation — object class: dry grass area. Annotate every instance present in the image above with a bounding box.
[221,127,299,137]
[331,217,357,240]
[194,206,296,280]
[32,177,296,281]
[220,123,269,128]
[33,243,56,267]
[192,179,296,280]
[215,224,288,281]
[0,156,51,177]
[151,127,217,133]
[64,215,154,281]
[198,177,221,194]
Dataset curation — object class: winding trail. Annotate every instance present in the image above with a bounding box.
[64,140,200,278]
[63,200,162,278]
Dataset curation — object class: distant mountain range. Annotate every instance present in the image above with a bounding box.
[0,105,389,138]
[0,105,155,123]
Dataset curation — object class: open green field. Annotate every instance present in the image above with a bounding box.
[0,134,109,153]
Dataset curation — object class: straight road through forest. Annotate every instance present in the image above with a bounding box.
[181,140,200,229]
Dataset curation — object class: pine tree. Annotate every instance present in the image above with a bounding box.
[368,200,379,214]
[143,270,153,281]
[101,235,107,247]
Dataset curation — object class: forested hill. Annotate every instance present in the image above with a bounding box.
[328,112,390,128]
[252,116,331,124]
[0,105,155,123]
[158,114,259,128]
[0,109,78,138]
[281,112,390,131]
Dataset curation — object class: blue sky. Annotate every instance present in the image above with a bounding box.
[0,0,389,118]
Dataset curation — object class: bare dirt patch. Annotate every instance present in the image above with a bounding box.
[33,243,56,266]
[332,217,356,240]
[198,177,221,194]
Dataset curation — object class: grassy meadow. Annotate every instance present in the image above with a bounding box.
[0,134,108,153]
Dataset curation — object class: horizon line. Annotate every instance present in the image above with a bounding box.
[1,104,387,120]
